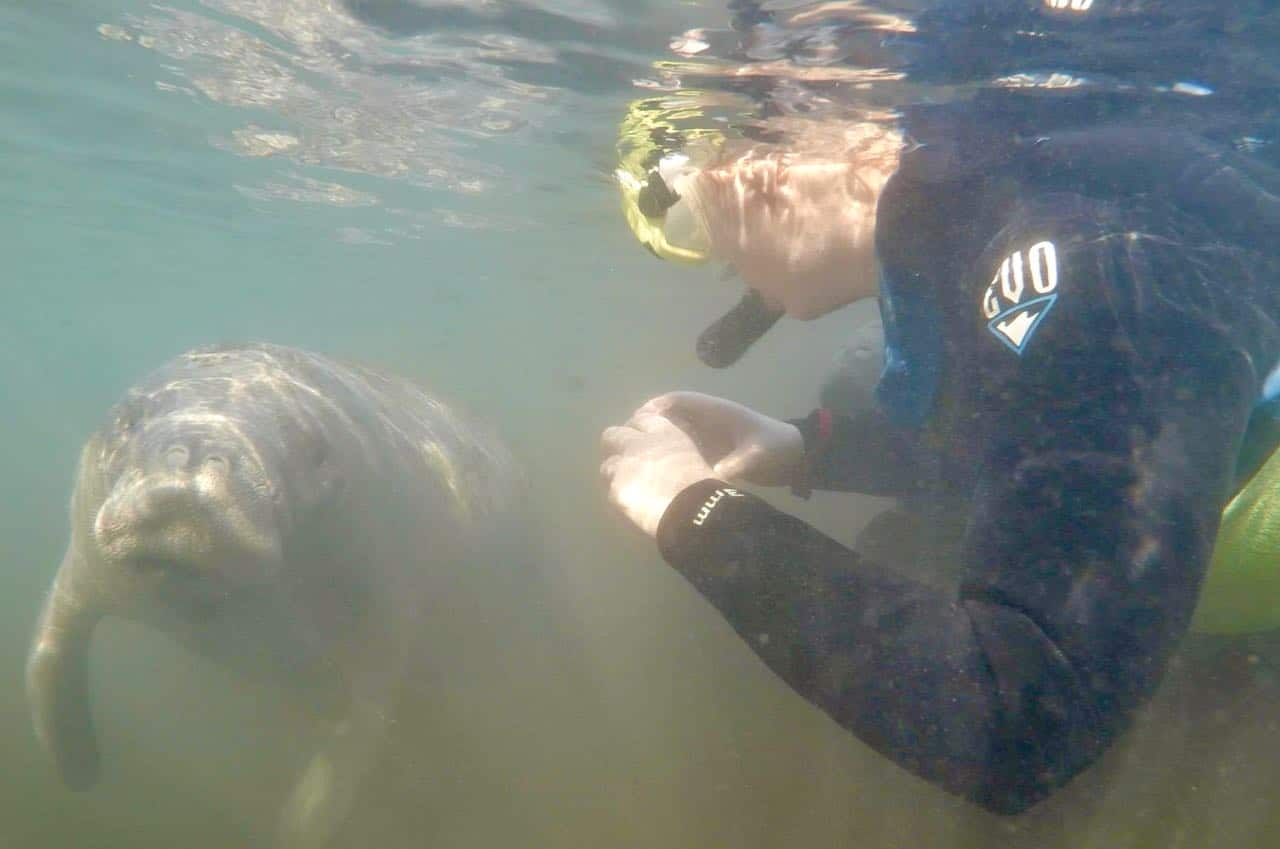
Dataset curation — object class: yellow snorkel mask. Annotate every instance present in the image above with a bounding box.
[614,93,731,265]
[616,154,711,264]
[615,92,788,367]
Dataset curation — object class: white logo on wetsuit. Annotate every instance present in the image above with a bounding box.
[1044,0,1093,11]
[981,241,1059,355]
[692,487,743,526]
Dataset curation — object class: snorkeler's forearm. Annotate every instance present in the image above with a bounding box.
[786,408,936,497]
[656,478,1087,813]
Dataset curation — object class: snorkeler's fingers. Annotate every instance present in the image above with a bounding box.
[636,394,675,417]
[642,392,704,422]
[601,425,639,455]
[626,412,673,435]
[645,391,740,428]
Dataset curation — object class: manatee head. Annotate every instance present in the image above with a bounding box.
[27,401,290,792]
[92,408,286,606]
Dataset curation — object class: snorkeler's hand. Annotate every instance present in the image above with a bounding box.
[601,411,716,538]
[642,392,803,487]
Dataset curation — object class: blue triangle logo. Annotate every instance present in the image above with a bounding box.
[987,294,1057,355]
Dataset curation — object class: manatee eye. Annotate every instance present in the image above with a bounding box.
[115,415,138,438]
[114,396,147,436]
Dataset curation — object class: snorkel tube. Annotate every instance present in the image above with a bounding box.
[615,94,786,367]
[696,289,785,368]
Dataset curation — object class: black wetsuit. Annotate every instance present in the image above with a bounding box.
[654,109,1280,813]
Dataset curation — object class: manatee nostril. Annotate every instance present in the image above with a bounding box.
[163,445,190,472]
[204,455,230,475]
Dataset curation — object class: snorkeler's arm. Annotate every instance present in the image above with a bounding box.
[784,407,941,498]
[657,352,1252,814]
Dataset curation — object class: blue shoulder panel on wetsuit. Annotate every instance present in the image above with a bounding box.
[1262,360,1280,408]
[874,264,944,428]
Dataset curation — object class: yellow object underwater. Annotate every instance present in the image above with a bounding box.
[1193,435,1280,634]
[615,164,711,264]
[614,92,736,264]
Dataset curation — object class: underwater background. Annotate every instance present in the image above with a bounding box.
[5,1,1280,847]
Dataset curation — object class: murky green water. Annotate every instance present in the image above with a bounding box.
[5,1,1280,847]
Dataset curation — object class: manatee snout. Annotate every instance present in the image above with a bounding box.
[95,481,213,562]
[94,443,283,584]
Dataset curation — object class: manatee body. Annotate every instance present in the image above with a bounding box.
[27,343,526,848]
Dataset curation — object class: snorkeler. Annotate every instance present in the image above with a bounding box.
[601,88,1280,813]
[616,107,903,368]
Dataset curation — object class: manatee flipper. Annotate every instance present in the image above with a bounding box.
[277,607,409,849]
[26,546,103,791]
[276,697,389,849]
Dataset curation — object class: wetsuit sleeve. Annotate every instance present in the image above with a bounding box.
[657,287,1262,814]
[658,480,1005,806]
[785,407,936,498]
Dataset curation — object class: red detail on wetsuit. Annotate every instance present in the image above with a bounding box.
[789,408,835,500]
[816,408,834,445]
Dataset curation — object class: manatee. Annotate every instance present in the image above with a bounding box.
[26,343,527,848]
